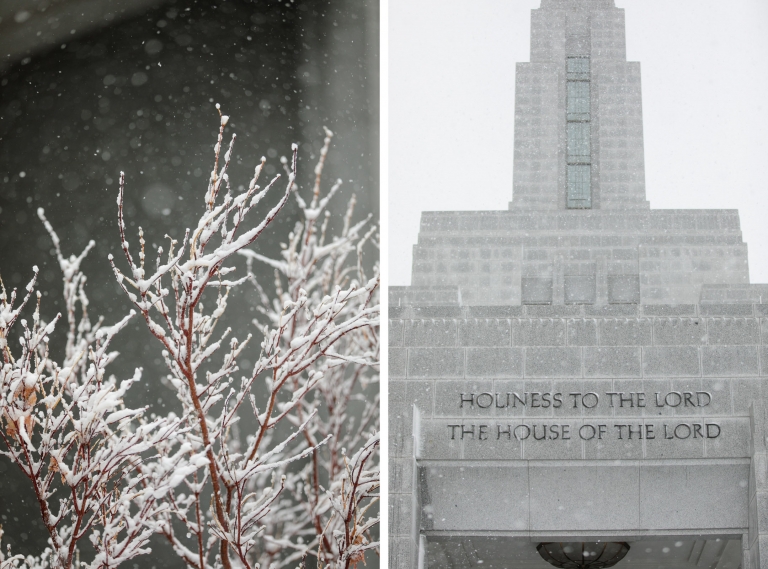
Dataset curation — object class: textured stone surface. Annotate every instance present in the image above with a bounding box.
[404,320,457,347]
[702,346,759,377]
[653,318,707,345]
[420,465,529,531]
[419,419,461,460]
[407,348,464,378]
[529,465,640,530]
[390,347,407,378]
[525,347,582,377]
[466,348,523,377]
[643,347,701,377]
[584,346,642,377]
[598,318,652,345]
[708,318,761,345]
[458,319,512,346]
[567,318,598,345]
[639,464,749,530]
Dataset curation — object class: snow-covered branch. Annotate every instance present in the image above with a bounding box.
[0,219,192,569]
[1,111,379,569]
[107,113,380,569]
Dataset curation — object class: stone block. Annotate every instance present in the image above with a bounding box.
[565,275,596,303]
[418,420,461,460]
[639,377,678,417]
[391,348,407,378]
[548,377,584,412]
[525,347,582,378]
[608,274,640,303]
[701,304,754,317]
[407,348,465,378]
[527,305,583,317]
[390,380,407,413]
[753,453,768,492]
[522,278,553,304]
[412,306,464,318]
[611,379,646,417]
[463,421,523,460]
[701,377,733,416]
[404,320,457,347]
[761,347,768,376]
[520,379,557,418]
[421,464,529,531]
[390,319,405,347]
[390,457,413,494]
[466,306,523,318]
[599,318,652,346]
[522,420,582,460]
[492,379,532,418]
[642,305,697,316]
[529,464,640,531]
[407,381,434,418]
[581,378,615,417]
[584,347,642,378]
[758,536,768,569]
[389,493,413,536]
[513,319,566,346]
[567,319,598,346]
[705,418,751,458]
[643,420,706,458]
[702,346,759,377]
[389,306,411,320]
[667,377,706,416]
[707,318,761,345]
[466,348,523,377]
[653,318,707,345]
[643,347,701,377]
[389,537,414,569]
[390,406,413,459]
[733,379,764,416]
[639,464,749,530]
[748,496,759,560]
[458,319,512,347]
[585,304,638,317]
[433,379,493,418]
[582,420,644,459]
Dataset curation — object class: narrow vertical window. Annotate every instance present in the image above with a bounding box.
[566,56,591,208]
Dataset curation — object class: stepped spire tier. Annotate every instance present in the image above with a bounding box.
[513,0,645,210]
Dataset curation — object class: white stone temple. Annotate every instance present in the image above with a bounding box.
[389,1,768,569]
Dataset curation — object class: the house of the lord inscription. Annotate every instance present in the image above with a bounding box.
[389,1,768,569]
[450,390,721,442]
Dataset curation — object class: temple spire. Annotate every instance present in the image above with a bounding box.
[511,0,647,210]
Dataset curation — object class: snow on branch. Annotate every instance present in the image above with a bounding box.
[1,110,378,569]
[0,220,193,569]
[106,111,380,569]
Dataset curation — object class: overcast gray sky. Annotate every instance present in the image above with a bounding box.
[389,0,768,286]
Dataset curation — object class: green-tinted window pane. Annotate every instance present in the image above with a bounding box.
[566,56,591,208]
[567,81,590,121]
[567,164,591,208]
[567,57,589,73]
[567,122,590,163]
[567,57,590,79]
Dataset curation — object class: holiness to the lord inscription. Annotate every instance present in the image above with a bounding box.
[449,391,721,442]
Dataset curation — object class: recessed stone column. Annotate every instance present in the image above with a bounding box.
[748,402,768,569]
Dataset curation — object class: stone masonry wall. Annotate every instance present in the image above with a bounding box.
[389,302,766,569]
[411,210,749,306]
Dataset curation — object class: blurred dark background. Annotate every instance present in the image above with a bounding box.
[0,0,378,565]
